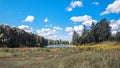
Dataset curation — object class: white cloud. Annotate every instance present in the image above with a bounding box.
[65,25,84,33]
[65,27,73,32]
[53,26,63,30]
[18,25,33,33]
[65,25,84,40]
[68,32,73,36]
[37,28,68,40]
[82,20,97,26]
[110,23,119,30]
[37,26,63,40]
[70,15,97,26]
[110,19,120,30]
[91,2,99,6]
[70,15,92,22]
[37,28,64,40]
[73,25,84,32]
[70,16,83,22]
[116,19,120,25]
[66,7,73,12]
[111,31,118,35]
[65,24,85,41]
[100,11,110,16]
[44,17,48,23]
[71,1,83,8]
[100,0,120,15]
[66,1,83,12]
[110,19,120,35]
[37,28,56,37]
[23,16,34,23]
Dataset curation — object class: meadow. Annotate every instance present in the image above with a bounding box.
[0,41,120,68]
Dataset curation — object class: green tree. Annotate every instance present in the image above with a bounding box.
[72,31,79,45]
[90,18,111,43]
[115,32,120,42]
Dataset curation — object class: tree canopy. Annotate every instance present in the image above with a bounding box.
[72,18,119,45]
[0,25,69,48]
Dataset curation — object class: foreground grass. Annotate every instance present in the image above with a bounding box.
[0,42,120,68]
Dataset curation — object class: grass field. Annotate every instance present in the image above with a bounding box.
[0,41,120,68]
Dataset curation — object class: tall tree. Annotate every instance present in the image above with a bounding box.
[115,32,120,42]
[90,18,111,43]
[72,31,79,45]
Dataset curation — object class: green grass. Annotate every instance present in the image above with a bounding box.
[0,42,120,68]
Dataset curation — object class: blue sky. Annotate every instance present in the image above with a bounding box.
[0,0,120,41]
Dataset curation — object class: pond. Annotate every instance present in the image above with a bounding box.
[45,45,74,48]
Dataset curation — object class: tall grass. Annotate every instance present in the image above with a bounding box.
[0,41,119,68]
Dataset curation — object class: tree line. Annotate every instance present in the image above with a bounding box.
[0,25,69,48]
[72,18,120,45]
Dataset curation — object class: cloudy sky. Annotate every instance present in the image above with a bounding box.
[0,0,120,41]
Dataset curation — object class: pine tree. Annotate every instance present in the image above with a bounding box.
[72,31,79,45]
[90,18,111,43]
[115,32,120,42]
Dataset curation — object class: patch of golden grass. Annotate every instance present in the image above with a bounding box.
[74,42,120,50]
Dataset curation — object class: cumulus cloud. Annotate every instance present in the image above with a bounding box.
[66,7,73,12]
[36,28,65,40]
[68,32,73,36]
[18,25,33,33]
[110,23,119,30]
[44,17,48,23]
[73,25,84,32]
[70,1,83,8]
[110,19,120,35]
[23,16,34,23]
[66,1,83,12]
[110,19,120,30]
[83,20,97,26]
[37,26,63,39]
[37,28,56,37]
[91,2,99,6]
[111,31,118,35]
[100,0,120,15]
[37,29,68,40]
[65,25,84,39]
[70,15,97,26]
[53,26,63,30]
[66,25,84,32]
[65,27,73,32]
[70,15,91,22]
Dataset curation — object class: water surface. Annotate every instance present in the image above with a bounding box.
[45,45,74,48]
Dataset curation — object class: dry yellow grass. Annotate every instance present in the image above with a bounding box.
[73,41,120,50]
[0,41,119,68]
